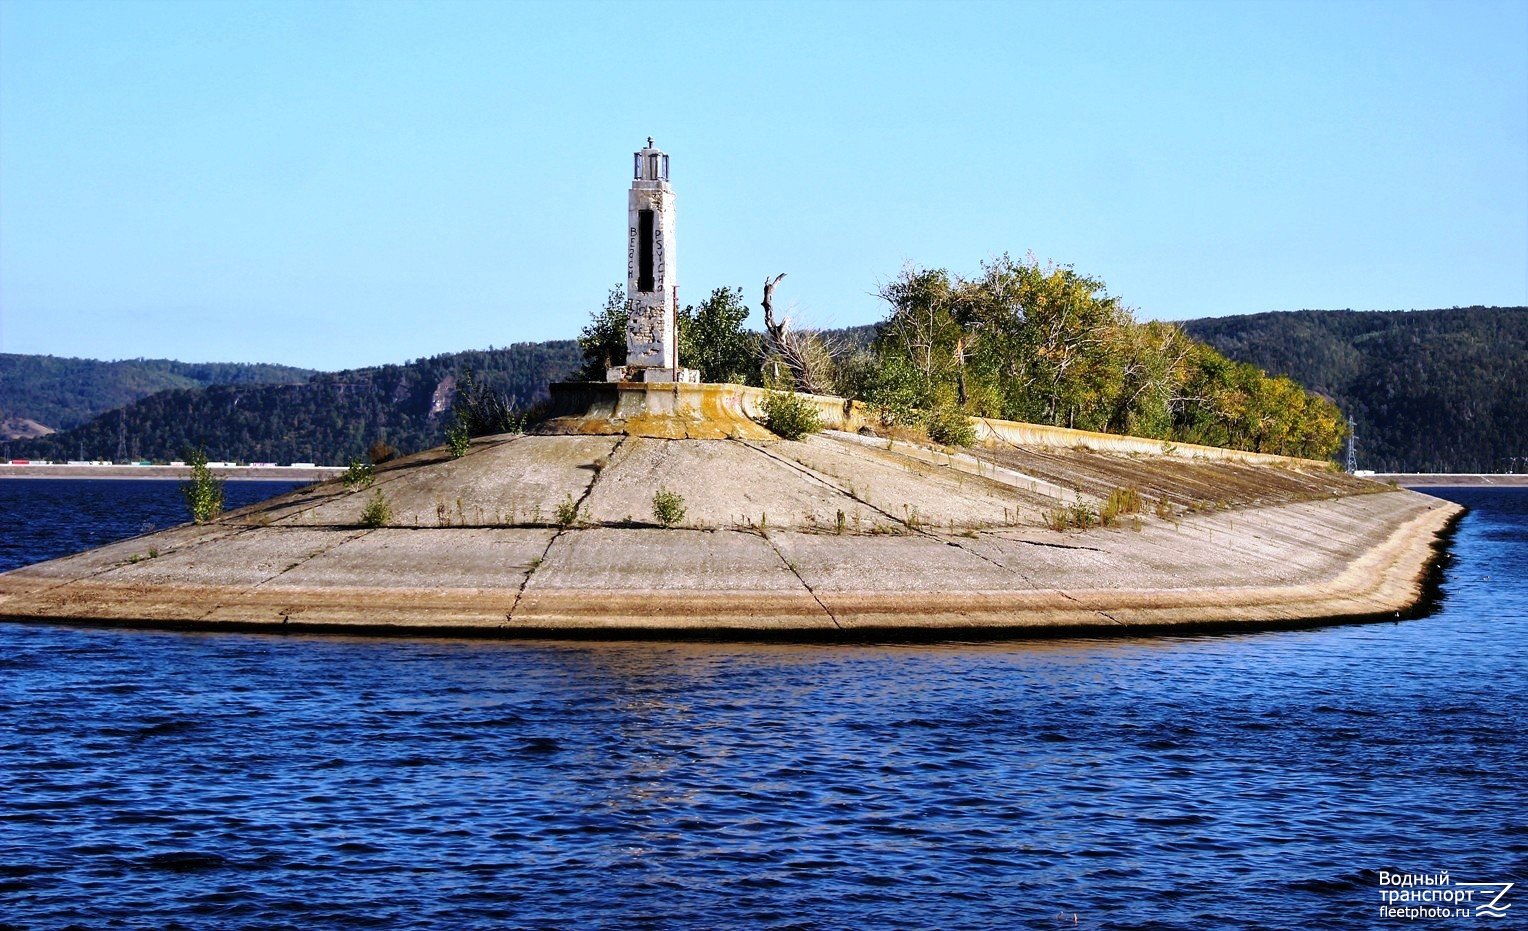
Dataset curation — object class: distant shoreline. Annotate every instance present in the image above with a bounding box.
[0,464,340,482]
[1374,473,1528,487]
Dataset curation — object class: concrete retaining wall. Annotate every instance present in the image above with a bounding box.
[547,381,1324,468]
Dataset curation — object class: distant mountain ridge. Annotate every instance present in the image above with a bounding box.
[7,343,582,465]
[8,308,1523,472]
[0,354,316,436]
[1181,306,1526,473]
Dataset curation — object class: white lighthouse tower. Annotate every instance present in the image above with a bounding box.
[609,137,698,383]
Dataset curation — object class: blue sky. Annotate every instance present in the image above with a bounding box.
[2,0,1524,370]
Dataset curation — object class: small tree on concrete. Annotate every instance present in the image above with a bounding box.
[445,419,471,458]
[360,489,391,528]
[677,287,764,384]
[343,458,375,490]
[181,447,224,524]
[578,287,629,380]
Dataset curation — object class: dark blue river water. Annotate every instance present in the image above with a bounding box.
[0,481,1523,930]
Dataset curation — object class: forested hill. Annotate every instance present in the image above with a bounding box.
[12,308,1524,470]
[1182,307,1527,473]
[9,342,581,466]
[0,354,316,435]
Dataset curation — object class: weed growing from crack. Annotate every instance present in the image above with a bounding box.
[360,489,392,528]
[652,488,686,527]
[1100,486,1142,527]
[555,494,581,528]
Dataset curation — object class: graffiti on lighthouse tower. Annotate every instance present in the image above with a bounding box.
[607,137,699,384]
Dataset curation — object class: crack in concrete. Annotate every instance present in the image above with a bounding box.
[581,435,632,509]
[743,438,1065,591]
[11,522,363,622]
[506,530,560,624]
[757,529,841,629]
[196,527,376,622]
[741,440,924,533]
[246,528,375,591]
[982,533,1103,552]
[938,534,1040,587]
[743,439,1085,616]
[14,519,284,601]
[952,531,1122,624]
[246,528,377,587]
[247,435,526,528]
[507,436,628,623]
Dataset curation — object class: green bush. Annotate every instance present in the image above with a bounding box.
[1100,486,1142,526]
[677,287,765,384]
[1045,492,1102,531]
[577,288,630,380]
[555,493,581,528]
[762,391,823,440]
[360,489,391,528]
[1070,493,1098,529]
[652,488,686,527]
[842,351,929,427]
[181,448,224,524]
[446,419,471,459]
[924,404,976,447]
[343,458,375,490]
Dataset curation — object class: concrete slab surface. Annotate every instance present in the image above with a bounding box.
[0,422,1462,637]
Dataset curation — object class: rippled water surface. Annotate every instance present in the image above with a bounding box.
[0,479,308,573]
[0,483,1524,929]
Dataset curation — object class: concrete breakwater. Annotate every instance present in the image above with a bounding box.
[0,384,1460,637]
[542,382,1331,466]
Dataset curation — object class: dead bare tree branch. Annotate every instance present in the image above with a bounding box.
[762,272,828,393]
[762,273,787,341]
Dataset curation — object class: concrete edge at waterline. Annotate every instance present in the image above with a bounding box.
[0,502,1464,644]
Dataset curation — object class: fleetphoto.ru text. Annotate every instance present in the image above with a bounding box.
[1378,871,1513,920]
